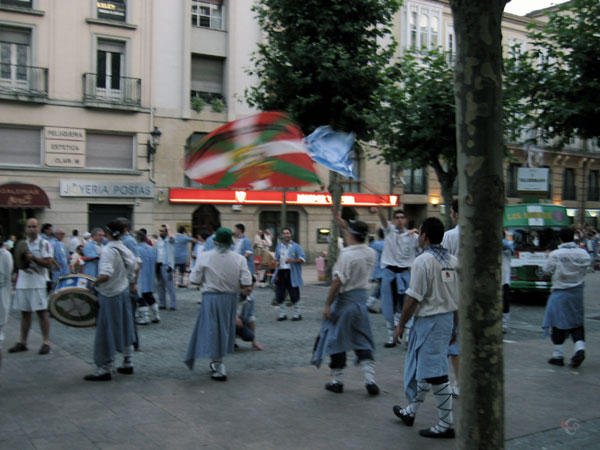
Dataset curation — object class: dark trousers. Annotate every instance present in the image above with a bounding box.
[551,326,585,345]
[275,269,300,304]
[329,349,373,369]
[137,292,157,307]
[502,284,510,314]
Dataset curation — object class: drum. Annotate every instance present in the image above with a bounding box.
[48,274,98,328]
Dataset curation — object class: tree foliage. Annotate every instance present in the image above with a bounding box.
[504,0,600,142]
[377,48,457,225]
[245,0,400,140]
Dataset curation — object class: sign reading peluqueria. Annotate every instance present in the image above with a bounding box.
[44,127,86,168]
[60,180,154,198]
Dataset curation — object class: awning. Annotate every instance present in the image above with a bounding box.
[0,183,50,208]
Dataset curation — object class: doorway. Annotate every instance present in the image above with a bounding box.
[192,204,220,238]
[88,204,133,232]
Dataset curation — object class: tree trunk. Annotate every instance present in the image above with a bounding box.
[326,170,342,283]
[450,1,507,448]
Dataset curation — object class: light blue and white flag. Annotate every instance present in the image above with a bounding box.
[305,126,357,179]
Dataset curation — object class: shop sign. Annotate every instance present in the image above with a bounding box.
[169,189,399,207]
[0,183,50,208]
[44,127,86,168]
[60,179,154,198]
[97,1,126,21]
[517,167,549,192]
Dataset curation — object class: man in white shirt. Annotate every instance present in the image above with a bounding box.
[377,207,419,347]
[0,225,14,367]
[69,229,81,255]
[156,224,177,310]
[8,218,54,355]
[542,227,590,368]
[393,217,458,439]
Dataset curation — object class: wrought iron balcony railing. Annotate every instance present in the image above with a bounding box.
[0,64,48,99]
[83,73,141,108]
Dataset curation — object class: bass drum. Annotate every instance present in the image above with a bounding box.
[48,274,98,328]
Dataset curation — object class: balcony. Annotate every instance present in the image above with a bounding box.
[0,64,48,103]
[82,73,141,111]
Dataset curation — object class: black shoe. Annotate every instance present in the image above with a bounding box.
[548,357,565,366]
[277,315,287,321]
[569,350,585,368]
[211,374,227,382]
[8,343,28,353]
[419,427,455,439]
[325,382,344,393]
[159,306,167,310]
[38,344,50,355]
[393,405,414,426]
[367,306,379,314]
[384,342,396,348]
[366,382,380,396]
[291,314,302,321]
[169,307,177,311]
[84,372,112,381]
[117,367,134,375]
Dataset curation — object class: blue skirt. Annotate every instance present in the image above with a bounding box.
[311,289,375,368]
[94,289,135,367]
[404,312,453,402]
[381,268,410,324]
[185,292,238,370]
[542,284,584,336]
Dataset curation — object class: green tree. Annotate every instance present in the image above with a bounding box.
[246,0,400,279]
[504,0,600,142]
[377,48,457,228]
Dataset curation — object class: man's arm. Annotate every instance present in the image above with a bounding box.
[393,296,419,343]
[377,206,388,229]
[323,275,343,319]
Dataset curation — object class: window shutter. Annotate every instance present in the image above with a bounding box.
[86,133,133,169]
[0,126,40,165]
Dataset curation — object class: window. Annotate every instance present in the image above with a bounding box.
[446,25,454,62]
[97,0,127,22]
[86,133,133,169]
[506,163,520,197]
[0,26,30,88]
[339,151,361,193]
[191,0,223,30]
[588,170,599,202]
[403,168,427,194]
[563,168,576,201]
[403,3,442,50]
[0,126,40,166]
[0,0,33,8]
[96,39,124,97]
[191,54,224,104]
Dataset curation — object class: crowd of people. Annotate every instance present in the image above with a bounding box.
[0,203,595,440]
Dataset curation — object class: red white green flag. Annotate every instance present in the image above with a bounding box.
[184,112,321,189]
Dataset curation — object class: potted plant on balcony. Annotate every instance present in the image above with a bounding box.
[191,97,205,112]
[210,97,225,113]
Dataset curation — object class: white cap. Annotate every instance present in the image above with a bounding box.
[83,231,91,238]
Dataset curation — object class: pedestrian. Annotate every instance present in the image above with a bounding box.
[174,226,196,287]
[69,229,81,255]
[70,245,84,273]
[542,227,590,368]
[84,220,138,381]
[393,217,458,439]
[135,230,160,325]
[501,232,514,333]
[253,229,273,287]
[156,224,177,310]
[236,289,263,351]
[273,227,306,321]
[82,228,104,278]
[185,227,253,381]
[191,233,206,271]
[440,199,460,396]
[376,207,420,347]
[234,223,255,277]
[584,230,598,272]
[0,225,14,368]
[41,223,69,291]
[4,235,16,252]
[117,218,141,350]
[366,228,385,313]
[311,212,379,396]
[8,218,53,356]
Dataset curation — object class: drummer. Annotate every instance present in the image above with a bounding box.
[84,220,138,381]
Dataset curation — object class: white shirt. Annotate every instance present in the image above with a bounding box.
[190,249,252,293]
[0,247,13,326]
[380,223,419,269]
[543,242,590,290]
[97,241,138,297]
[156,237,166,263]
[16,236,52,290]
[278,242,292,269]
[333,245,375,293]
[441,225,460,257]
[406,252,459,318]
[69,236,81,253]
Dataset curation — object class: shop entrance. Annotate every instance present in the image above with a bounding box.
[0,207,35,240]
[88,204,133,231]
[192,205,220,238]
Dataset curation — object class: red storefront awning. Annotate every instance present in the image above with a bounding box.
[169,188,398,207]
[0,183,50,208]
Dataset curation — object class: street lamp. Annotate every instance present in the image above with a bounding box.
[146,126,162,163]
